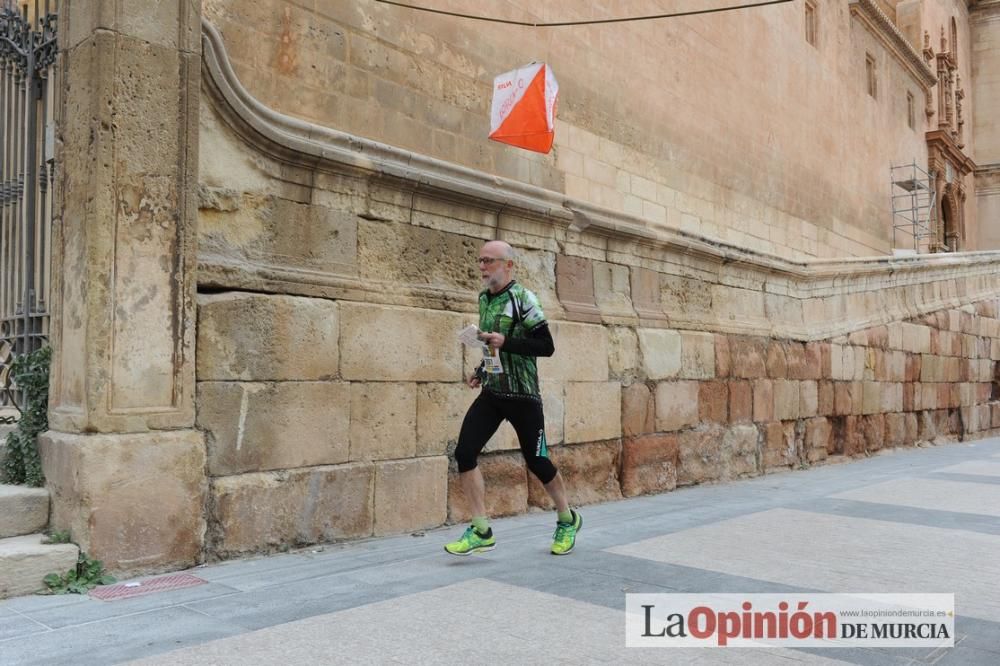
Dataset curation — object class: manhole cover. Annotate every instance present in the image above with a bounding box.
[89,573,206,601]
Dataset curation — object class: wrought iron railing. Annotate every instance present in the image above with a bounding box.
[0,0,57,418]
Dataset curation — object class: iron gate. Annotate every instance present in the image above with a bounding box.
[0,0,57,419]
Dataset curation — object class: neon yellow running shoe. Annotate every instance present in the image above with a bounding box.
[444,525,495,556]
[551,509,582,555]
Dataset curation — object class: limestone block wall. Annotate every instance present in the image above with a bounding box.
[192,17,1000,559]
[199,0,950,259]
[195,283,1000,558]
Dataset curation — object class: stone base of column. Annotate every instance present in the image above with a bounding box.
[38,430,206,577]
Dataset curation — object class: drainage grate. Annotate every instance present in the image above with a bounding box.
[89,573,206,601]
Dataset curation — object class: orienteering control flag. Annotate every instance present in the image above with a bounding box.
[489,62,559,154]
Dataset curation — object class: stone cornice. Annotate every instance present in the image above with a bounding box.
[849,0,938,89]
[926,130,977,174]
[975,164,1000,195]
[201,20,574,227]
[200,19,1000,340]
[971,0,1000,20]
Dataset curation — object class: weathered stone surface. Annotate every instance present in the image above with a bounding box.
[884,413,907,448]
[811,342,832,378]
[209,463,374,555]
[39,430,206,575]
[565,382,622,443]
[201,193,360,276]
[817,381,834,416]
[905,413,919,443]
[0,535,79,600]
[753,379,774,422]
[197,293,339,381]
[803,417,831,463]
[541,382,566,446]
[539,322,609,382]
[621,434,679,497]
[655,381,700,431]
[835,415,865,456]
[608,326,640,380]
[679,331,715,379]
[374,456,448,535]
[358,219,478,290]
[350,383,417,461]
[834,381,859,415]
[51,28,199,435]
[556,254,602,322]
[698,381,728,422]
[661,274,713,320]
[622,383,655,436]
[527,441,622,508]
[715,335,731,377]
[730,337,767,378]
[593,261,635,321]
[630,267,666,322]
[339,303,463,381]
[677,425,724,485]
[763,421,797,469]
[0,485,49,539]
[901,323,932,354]
[918,410,938,441]
[862,414,886,452]
[862,381,882,415]
[729,380,753,423]
[798,380,818,418]
[773,380,800,421]
[722,425,759,478]
[785,343,815,380]
[637,328,682,379]
[829,344,845,380]
[765,342,787,378]
[197,381,350,475]
[447,453,528,522]
[416,383,476,456]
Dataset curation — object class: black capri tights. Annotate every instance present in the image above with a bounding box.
[455,392,558,485]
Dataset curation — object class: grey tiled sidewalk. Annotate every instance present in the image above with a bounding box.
[3,438,1000,665]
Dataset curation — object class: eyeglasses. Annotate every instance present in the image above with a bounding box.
[477,257,503,265]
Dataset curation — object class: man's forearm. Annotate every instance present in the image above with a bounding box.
[500,324,555,357]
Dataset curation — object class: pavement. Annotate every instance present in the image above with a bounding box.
[2,437,1000,665]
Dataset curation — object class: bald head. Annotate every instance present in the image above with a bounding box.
[478,240,516,293]
[482,240,515,261]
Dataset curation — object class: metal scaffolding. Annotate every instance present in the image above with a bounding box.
[891,162,936,253]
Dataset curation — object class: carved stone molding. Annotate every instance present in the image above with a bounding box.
[849,0,938,88]
[199,19,1000,340]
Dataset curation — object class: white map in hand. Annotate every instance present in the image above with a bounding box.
[457,324,482,347]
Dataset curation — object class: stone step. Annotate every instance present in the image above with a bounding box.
[0,484,50,539]
[0,421,13,464]
[0,534,78,599]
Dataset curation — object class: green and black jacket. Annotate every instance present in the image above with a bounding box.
[477,281,554,401]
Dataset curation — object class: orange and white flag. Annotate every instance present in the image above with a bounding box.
[489,62,559,154]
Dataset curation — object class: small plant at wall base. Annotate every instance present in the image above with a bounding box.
[1,346,51,487]
[42,529,72,545]
[42,552,116,595]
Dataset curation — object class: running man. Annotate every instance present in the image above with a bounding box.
[444,240,582,556]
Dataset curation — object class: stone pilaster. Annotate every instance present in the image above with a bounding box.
[40,0,204,575]
[972,1,1000,249]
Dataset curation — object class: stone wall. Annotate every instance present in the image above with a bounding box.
[191,16,1000,559]
[195,283,1000,557]
[972,1,1000,249]
[198,0,957,259]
